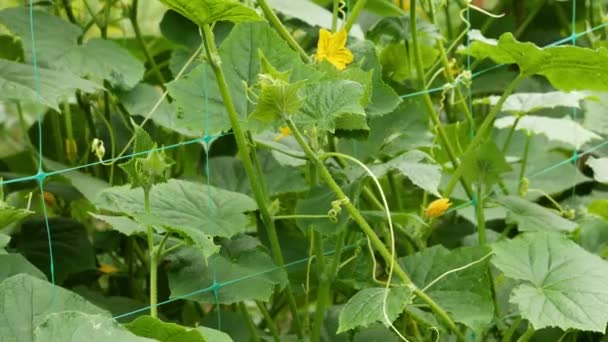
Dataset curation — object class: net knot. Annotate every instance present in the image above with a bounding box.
[36,170,48,182]
[571,150,579,163]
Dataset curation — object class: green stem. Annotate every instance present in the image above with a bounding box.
[480,1,506,34]
[50,111,64,162]
[514,0,545,38]
[201,24,303,338]
[15,102,38,165]
[256,0,310,63]
[331,0,340,32]
[444,74,525,198]
[285,118,466,342]
[387,172,403,211]
[61,0,77,24]
[239,302,261,342]
[410,0,473,199]
[311,231,346,342]
[518,133,532,188]
[475,184,486,245]
[436,42,473,125]
[501,116,522,153]
[516,322,535,342]
[144,189,158,318]
[130,0,166,88]
[343,0,368,32]
[256,301,282,342]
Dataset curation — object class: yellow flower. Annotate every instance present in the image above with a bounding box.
[98,263,120,274]
[393,0,411,11]
[425,198,452,218]
[315,29,353,71]
[274,126,292,142]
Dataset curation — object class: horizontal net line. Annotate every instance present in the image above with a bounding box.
[111,243,358,321]
[0,132,233,187]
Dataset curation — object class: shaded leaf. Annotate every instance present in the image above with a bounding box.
[493,196,577,233]
[90,214,146,236]
[461,140,512,188]
[370,150,442,197]
[337,287,411,333]
[400,245,494,331]
[492,232,608,332]
[0,205,32,230]
[0,274,107,342]
[34,312,153,342]
[0,59,99,111]
[0,254,46,282]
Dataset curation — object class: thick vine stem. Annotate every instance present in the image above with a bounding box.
[409,0,474,199]
[255,0,310,63]
[144,189,158,318]
[284,118,466,342]
[343,0,368,32]
[200,24,304,337]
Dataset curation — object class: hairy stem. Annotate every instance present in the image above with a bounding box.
[344,0,368,32]
[144,189,157,318]
[201,24,304,337]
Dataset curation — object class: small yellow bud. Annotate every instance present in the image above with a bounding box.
[273,126,292,142]
[425,198,452,218]
[91,138,105,161]
[98,263,119,274]
[65,138,78,162]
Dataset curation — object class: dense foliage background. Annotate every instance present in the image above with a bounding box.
[1,0,608,341]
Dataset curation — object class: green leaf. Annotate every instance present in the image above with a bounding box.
[399,245,494,331]
[495,115,601,149]
[297,80,366,133]
[463,31,608,91]
[0,59,99,111]
[586,157,608,183]
[168,22,316,136]
[477,91,588,114]
[337,287,412,333]
[34,312,153,342]
[0,274,107,342]
[491,232,608,332]
[90,214,147,236]
[197,327,233,342]
[119,84,197,136]
[0,254,46,282]
[166,237,287,303]
[493,196,577,233]
[0,234,9,254]
[578,216,608,255]
[461,140,512,188]
[370,150,442,197]
[57,39,144,89]
[0,205,32,230]
[95,179,257,238]
[159,0,261,26]
[589,200,608,221]
[126,315,207,341]
[0,8,80,66]
[15,218,97,284]
[209,152,308,196]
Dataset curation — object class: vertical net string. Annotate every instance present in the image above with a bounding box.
[28,0,57,300]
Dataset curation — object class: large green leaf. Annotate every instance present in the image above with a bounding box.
[209,152,308,196]
[0,59,99,110]
[493,196,577,233]
[95,179,257,238]
[399,245,494,331]
[198,327,233,342]
[495,115,601,149]
[90,214,147,236]
[159,0,261,26]
[15,218,97,284]
[491,233,608,332]
[166,236,287,304]
[34,312,153,342]
[370,150,442,197]
[167,22,316,136]
[0,274,107,342]
[477,91,588,114]
[57,39,144,89]
[463,31,608,91]
[337,287,412,333]
[0,254,46,281]
[297,80,367,133]
[461,139,512,188]
[126,315,207,341]
[0,8,80,66]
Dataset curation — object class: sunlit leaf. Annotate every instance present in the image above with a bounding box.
[126,315,207,341]
[492,232,608,332]
[586,157,608,183]
[477,91,588,114]
[159,0,261,26]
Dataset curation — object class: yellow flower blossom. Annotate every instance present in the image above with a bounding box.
[425,198,452,218]
[274,126,292,142]
[98,263,120,274]
[315,29,353,70]
[393,0,411,11]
